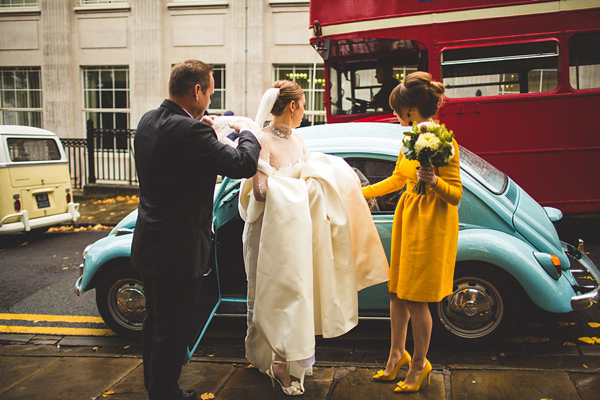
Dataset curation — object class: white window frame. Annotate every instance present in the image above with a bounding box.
[0,0,39,7]
[208,64,226,115]
[82,65,130,131]
[80,0,127,5]
[273,64,325,126]
[0,66,43,127]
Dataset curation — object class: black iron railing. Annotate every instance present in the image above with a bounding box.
[61,121,138,189]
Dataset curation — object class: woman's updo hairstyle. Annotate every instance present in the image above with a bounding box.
[389,71,445,119]
[270,80,304,116]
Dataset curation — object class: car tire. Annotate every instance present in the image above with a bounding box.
[96,264,145,340]
[431,263,520,346]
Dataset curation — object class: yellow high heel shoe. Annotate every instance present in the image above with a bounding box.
[394,359,432,393]
[372,351,411,381]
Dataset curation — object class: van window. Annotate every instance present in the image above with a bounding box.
[569,32,600,90]
[441,41,559,98]
[7,138,61,162]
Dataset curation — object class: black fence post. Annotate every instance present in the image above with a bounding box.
[86,119,96,184]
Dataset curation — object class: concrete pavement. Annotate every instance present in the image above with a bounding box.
[1,329,600,399]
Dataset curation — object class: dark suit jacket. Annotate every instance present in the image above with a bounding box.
[131,99,260,279]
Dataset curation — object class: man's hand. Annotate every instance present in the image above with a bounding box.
[201,115,215,126]
[229,120,258,133]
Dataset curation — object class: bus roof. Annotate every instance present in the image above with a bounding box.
[309,0,598,37]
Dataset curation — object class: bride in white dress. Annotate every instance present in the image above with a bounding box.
[239,80,389,396]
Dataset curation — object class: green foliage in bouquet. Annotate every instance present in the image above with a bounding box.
[401,121,456,194]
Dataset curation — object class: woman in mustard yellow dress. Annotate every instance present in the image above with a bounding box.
[362,72,462,393]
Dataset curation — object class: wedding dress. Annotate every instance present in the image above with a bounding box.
[239,129,389,377]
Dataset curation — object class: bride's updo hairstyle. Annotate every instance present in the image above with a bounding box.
[270,80,304,116]
[389,71,445,119]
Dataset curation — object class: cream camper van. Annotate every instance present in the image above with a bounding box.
[0,125,80,234]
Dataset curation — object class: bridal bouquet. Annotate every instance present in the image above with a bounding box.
[401,121,456,195]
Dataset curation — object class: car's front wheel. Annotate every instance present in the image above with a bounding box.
[96,264,146,340]
[431,263,520,346]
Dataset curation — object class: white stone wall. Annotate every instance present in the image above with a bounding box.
[0,0,315,137]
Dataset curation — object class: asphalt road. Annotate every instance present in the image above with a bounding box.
[1,222,600,347]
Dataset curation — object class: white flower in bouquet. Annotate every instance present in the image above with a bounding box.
[414,133,441,153]
[401,120,456,195]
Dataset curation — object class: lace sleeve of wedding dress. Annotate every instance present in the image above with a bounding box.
[252,138,271,202]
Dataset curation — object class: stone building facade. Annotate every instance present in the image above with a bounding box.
[0,0,324,138]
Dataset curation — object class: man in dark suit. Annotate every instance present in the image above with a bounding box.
[131,60,260,400]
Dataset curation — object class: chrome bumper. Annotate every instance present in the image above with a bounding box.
[0,202,80,234]
[563,241,600,311]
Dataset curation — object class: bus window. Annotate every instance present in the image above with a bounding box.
[325,38,425,116]
[569,32,600,90]
[441,41,559,98]
[330,64,417,115]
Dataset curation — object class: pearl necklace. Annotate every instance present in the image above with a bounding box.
[271,126,292,139]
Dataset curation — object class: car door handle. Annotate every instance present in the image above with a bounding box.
[203,268,212,277]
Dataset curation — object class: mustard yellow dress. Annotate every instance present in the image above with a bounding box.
[363,138,462,302]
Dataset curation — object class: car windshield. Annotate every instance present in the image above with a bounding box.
[460,146,507,194]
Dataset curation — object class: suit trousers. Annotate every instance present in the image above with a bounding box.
[141,272,202,400]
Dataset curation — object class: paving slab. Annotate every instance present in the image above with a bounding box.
[106,361,236,399]
[0,356,60,394]
[58,335,133,348]
[569,372,600,400]
[29,335,62,346]
[0,334,34,345]
[451,370,581,400]
[579,345,600,356]
[217,365,334,399]
[0,357,140,399]
[498,354,564,369]
[329,367,445,399]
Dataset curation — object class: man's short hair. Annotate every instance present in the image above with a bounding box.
[169,60,213,98]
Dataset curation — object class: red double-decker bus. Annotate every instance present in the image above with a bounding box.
[309,0,600,215]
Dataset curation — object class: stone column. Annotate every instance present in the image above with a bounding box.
[130,0,163,127]
[41,0,74,137]
[231,0,263,118]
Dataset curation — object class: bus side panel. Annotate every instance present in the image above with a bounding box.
[440,96,566,210]
[563,91,600,214]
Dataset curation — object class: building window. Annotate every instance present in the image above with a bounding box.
[441,41,559,98]
[0,67,42,127]
[208,64,226,115]
[80,0,127,5]
[82,66,130,130]
[0,0,38,7]
[569,32,600,90]
[274,64,325,125]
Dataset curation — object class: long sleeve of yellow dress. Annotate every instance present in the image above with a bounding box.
[362,154,407,198]
[431,139,462,206]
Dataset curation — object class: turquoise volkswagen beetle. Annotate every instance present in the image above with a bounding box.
[75,122,599,356]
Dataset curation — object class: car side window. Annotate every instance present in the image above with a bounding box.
[345,158,401,213]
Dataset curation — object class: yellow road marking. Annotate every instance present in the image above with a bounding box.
[0,313,104,324]
[0,325,116,336]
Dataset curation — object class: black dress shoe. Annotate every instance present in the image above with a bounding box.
[181,390,197,400]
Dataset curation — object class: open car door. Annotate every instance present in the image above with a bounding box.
[184,245,221,362]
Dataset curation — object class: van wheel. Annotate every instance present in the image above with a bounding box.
[431,264,520,346]
[96,264,145,340]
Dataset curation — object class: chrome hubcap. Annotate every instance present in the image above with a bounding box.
[109,280,146,328]
[437,277,504,339]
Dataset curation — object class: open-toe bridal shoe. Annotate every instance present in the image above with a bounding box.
[267,362,304,396]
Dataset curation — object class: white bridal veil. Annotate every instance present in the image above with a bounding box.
[212,87,280,147]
